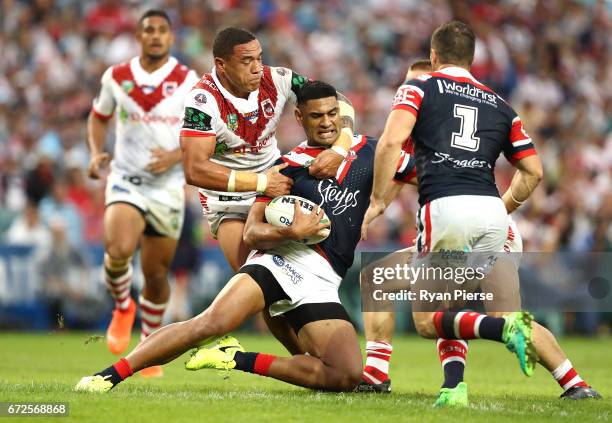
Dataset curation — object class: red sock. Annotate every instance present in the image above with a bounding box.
[552,359,588,391]
[253,353,276,376]
[113,358,134,380]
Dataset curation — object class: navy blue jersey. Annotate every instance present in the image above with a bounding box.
[257,135,414,277]
[392,66,537,206]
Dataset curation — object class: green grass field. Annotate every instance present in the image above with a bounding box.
[0,332,610,422]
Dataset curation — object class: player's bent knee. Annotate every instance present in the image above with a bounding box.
[192,308,237,339]
[142,268,169,286]
[106,243,136,262]
[104,252,131,271]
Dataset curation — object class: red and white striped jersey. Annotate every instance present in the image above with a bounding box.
[180,66,306,175]
[92,56,199,187]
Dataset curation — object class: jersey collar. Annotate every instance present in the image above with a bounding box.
[211,67,260,112]
[131,56,177,83]
[434,66,481,84]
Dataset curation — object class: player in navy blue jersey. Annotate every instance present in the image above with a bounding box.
[362,21,600,402]
[75,80,415,393]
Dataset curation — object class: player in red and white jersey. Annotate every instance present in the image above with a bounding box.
[179,27,355,273]
[86,10,199,377]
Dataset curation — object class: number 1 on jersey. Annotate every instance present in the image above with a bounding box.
[451,104,480,152]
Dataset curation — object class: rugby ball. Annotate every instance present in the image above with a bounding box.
[265,195,331,245]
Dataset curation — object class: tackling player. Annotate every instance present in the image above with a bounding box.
[178,27,355,352]
[179,27,355,272]
[361,21,600,402]
[74,81,407,393]
[87,9,199,377]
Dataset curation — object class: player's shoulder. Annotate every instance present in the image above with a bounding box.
[269,66,294,87]
[103,59,133,84]
[281,142,321,168]
[185,74,221,111]
[189,72,217,93]
[400,73,434,88]
[269,66,301,82]
[354,134,377,150]
[170,58,194,80]
[109,56,138,75]
[270,65,308,96]
[270,66,292,78]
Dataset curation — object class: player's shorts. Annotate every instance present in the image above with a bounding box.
[238,243,350,333]
[198,189,257,239]
[105,172,185,239]
[416,195,509,253]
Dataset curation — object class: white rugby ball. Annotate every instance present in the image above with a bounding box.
[265,195,331,245]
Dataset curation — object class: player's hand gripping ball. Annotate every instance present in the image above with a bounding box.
[265,195,331,245]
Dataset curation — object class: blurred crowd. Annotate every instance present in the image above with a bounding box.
[0,0,610,331]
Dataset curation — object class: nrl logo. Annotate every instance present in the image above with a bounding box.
[162,81,178,97]
[227,113,238,132]
[121,80,134,94]
[194,93,207,104]
[261,99,274,119]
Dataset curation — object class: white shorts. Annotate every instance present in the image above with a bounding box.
[416,195,509,253]
[198,189,257,238]
[105,172,185,239]
[240,243,342,317]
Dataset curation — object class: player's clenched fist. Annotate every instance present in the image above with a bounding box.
[309,148,344,179]
[264,163,293,197]
[87,152,111,179]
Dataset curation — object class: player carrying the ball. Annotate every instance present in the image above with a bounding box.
[75,80,413,393]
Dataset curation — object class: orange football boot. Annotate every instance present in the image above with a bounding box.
[139,365,164,378]
[106,298,136,355]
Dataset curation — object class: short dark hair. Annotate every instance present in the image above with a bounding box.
[431,21,475,67]
[409,59,432,71]
[138,9,171,29]
[296,80,337,106]
[213,27,257,59]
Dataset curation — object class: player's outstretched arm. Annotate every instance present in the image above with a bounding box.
[180,135,292,196]
[243,201,329,251]
[501,155,543,214]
